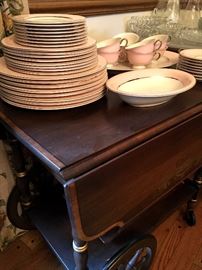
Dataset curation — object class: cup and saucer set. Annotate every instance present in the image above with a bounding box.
[96,32,179,72]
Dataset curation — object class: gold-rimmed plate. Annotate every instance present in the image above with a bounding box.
[12,14,85,25]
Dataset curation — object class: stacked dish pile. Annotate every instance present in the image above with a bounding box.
[0,14,107,110]
[12,14,87,48]
[177,49,202,82]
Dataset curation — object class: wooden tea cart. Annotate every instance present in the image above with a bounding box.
[0,82,202,269]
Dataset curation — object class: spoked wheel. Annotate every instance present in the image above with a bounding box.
[103,234,157,270]
[7,185,35,230]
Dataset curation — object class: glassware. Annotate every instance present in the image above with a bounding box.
[152,0,180,23]
[183,0,201,29]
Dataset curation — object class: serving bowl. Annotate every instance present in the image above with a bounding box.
[106,68,196,107]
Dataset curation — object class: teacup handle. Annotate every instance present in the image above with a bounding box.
[153,52,161,61]
[120,38,128,47]
[154,40,162,51]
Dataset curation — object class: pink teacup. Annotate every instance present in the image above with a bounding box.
[97,51,120,65]
[142,35,171,56]
[125,39,161,55]
[97,37,128,65]
[97,37,122,53]
[127,51,159,68]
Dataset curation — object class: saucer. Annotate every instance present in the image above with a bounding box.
[107,51,179,71]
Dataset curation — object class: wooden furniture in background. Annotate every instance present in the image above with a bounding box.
[28,0,158,16]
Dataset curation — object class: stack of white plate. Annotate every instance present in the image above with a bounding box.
[2,35,98,75]
[0,56,107,110]
[12,14,87,47]
[177,49,202,82]
[0,13,108,110]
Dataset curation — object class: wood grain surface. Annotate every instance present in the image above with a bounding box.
[28,0,158,16]
[1,196,202,270]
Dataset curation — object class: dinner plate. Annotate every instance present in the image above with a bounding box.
[1,93,105,110]
[0,75,107,96]
[2,47,97,58]
[0,56,107,80]
[107,51,179,71]
[4,55,98,67]
[177,63,202,73]
[2,35,96,53]
[1,86,105,103]
[178,58,202,67]
[15,32,87,41]
[13,21,86,28]
[12,14,85,25]
[13,26,86,34]
[6,61,98,76]
[0,69,107,87]
[179,49,202,61]
[106,68,196,107]
[3,52,98,65]
[5,59,98,72]
[15,39,87,48]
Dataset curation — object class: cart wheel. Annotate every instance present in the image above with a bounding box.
[184,210,196,226]
[7,186,35,230]
[103,234,157,270]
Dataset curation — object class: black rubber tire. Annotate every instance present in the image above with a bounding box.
[184,210,196,226]
[103,234,157,270]
[7,185,35,230]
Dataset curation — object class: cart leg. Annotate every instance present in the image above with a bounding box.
[6,136,34,229]
[184,168,202,226]
[9,137,32,205]
[73,239,89,270]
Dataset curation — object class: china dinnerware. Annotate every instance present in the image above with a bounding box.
[125,39,162,68]
[1,94,104,110]
[97,38,122,53]
[179,49,202,61]
[0,55,108,110]
[106,68,196,107]
[97,37,127,64]
[126,51,160,68]
[113,32,140,46]
[0,13,109,110]
[12,14,86,25]
[177,49,202,81]
[2,35,96,53]
[0,56,107,80]
[142,34,170,56]
[106,51,179,70]
[125,39,160,54]
[97,51,120,65]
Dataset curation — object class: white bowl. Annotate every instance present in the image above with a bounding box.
[106,68,196,107]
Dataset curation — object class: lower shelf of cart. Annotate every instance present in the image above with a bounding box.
[28,180,196,270]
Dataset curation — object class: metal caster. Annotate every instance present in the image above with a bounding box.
[183,167,202,227]
[103,234,157,270]
[184,210,196,226]
[7,185,35,230]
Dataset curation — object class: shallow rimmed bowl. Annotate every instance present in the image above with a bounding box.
[106,68,196,107]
